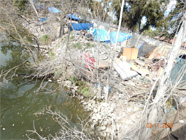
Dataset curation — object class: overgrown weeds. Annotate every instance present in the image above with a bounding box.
[40,34,51,45]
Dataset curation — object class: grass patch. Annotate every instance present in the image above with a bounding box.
[85,43,96,49]
[40,34,51,45]
[69,76,78,84]
[49,51,55,59]
[72,42,82,49]
[54,70,61,79]
[70,35,75,40]
[80,87,91,97]
[61,35,67,43]
[69,76,94,97]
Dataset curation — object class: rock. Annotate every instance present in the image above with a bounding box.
[74,86,79,91]
[95,113,102,121]
[72,89,76,94]
[65,80,72,87]
[100,125,106,131]
[127,107,132,113]
[102,121,108,126]
[94,108,98,113]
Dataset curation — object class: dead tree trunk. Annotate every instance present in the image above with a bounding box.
[59,21,64,38]
[139,13,186,140]
[105,0,125,102]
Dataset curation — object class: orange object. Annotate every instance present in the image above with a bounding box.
[122,48,138,60]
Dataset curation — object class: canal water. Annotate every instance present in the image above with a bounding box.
[0,43,89,139]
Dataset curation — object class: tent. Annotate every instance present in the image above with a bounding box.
[170,56,186,85]
[90,29,110,42]
[110,31,131,44]
[48,7,61,13]
[66,14,80,21]
[70,23,93,31]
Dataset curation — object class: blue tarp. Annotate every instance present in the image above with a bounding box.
[66,14,80,21]
[88,29,131,43]
[70,23,93,31]
[89,29,110,42]
[40,18,47,21]
[110,31,131,44]
[48,7,61,13]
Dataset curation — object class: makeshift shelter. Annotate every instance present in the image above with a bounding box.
[89,29,110,42]
[170,56,186,85]
[138,42,157,57]
[48,7,61,13]
[110,31,131,44]
[88,28,132,43]
[66,14,80,21]
[70,23,93,31]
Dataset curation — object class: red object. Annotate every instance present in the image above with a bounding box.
[83,52,95,69]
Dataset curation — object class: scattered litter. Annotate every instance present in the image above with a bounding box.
[113,58,138,80]
[179,120,184,123]
[48,7,61,13]
[83,52,95,69]
[66,14,80,21]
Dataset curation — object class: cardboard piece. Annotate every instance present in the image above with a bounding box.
[122,48,138,60]
[98,60,109,69]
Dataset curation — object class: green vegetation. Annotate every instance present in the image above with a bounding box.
[85,42,95,49]
[72,43,82,49]
[54,70,61,80]
[113,20,118,25]
[69,76,94,97]
[49,51,55,58]
[112,0,167,34]
[89,0,110,21]
[160,0,186,38]
[70,35,75,40]
[13,0,29,12]
[40,35,51,45]
[69,76,78,84]
[143,29,160,38]
[61,35,68,43]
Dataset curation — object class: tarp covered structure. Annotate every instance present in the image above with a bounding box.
[170,56,186,85]
[70,23,93,31]
[48,7,61,13]
[110,31,131,44]
[66,14,80,21]
[88,29,131,43]
[89,29,110,42]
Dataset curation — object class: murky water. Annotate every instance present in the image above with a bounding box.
[0,43,88,139]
